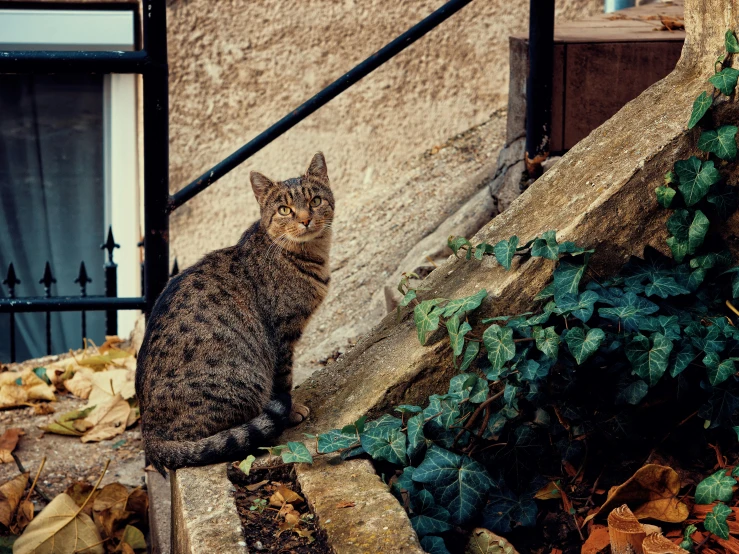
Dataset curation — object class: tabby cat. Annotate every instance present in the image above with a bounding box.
[136,152,333,474]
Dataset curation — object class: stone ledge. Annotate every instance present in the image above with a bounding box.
[170,464,246,554]
[295,456,423,554]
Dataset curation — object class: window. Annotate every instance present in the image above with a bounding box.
[0,7,140,360]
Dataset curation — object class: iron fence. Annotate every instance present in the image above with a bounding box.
[0,0,556,363]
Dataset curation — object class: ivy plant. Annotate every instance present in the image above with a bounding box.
[263,30,739,553]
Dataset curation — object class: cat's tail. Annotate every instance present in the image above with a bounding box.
[145,394,292,475]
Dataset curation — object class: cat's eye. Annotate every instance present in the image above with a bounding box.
[310,196,322,207]
[278,206,291,216]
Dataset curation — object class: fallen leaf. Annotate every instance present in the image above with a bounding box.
[42,406,95,437]
[276,485,303,505]
[0,428,24,463]
[93,483,129,513]
[80,394,131,443]
[535,481,562,501]
[125,404,140,428]
[87,370,135,408]
[32,404,55,415]
[120,524,146,551]
[582,525,610,554]
[125,489,149,521]
[246,480,269,492]
[465,527,520,554]
[10,499,34,534]
[0,371,55,408]
[335,501,356,509]
[63,370,93,399]
[0,472,29,527]
[12,493,104,554]
[99,336,124,354]
[77,348,131,370]
[294,527,315,543]
[592,464,688,523]
[64,482,98,517]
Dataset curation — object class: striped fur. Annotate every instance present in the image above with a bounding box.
[136,153,333,474]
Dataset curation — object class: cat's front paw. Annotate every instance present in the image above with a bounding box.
[288,403,310,425]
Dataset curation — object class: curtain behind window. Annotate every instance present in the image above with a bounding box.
[0,74,105,361]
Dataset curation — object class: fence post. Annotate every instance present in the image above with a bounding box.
[3,264,20,362]
[101,227,120,336]
[39,262,56,355]
[524,0,555,178]
[74,261,92,348]
[142,0,170,316]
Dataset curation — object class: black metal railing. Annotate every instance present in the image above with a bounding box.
[2,0,551,362]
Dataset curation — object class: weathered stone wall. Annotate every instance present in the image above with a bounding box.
[165,0,603,266]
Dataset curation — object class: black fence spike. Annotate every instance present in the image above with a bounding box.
[74,261,92,294]
[39,261,56,294]
[101,226,120,263]
[170,258,179,277]
[3,263,20,297]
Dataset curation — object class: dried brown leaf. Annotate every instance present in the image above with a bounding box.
[65,482,98,517]
[465,528,520,554]
[592,465,688,523]
[81,395,131,443]
[0,472,29,527]
[335,501,356,509]
[246,480,269,492]
[0,428,24,464]
[10,499,34,534]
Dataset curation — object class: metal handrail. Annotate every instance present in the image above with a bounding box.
[168,0,475,212]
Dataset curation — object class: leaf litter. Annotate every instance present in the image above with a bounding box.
[228,462,330,553]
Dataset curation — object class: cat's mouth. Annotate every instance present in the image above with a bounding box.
[288,227,324,243]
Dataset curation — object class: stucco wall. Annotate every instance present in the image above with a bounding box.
[166,0,603,266]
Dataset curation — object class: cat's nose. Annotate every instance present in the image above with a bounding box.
[300,218,311,227]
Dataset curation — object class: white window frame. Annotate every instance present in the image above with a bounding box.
[0,8,141,338]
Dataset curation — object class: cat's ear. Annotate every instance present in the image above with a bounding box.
[306,152,328,182]
[250,171,275,202]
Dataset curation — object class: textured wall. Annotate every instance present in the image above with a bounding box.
[166,0,603,266]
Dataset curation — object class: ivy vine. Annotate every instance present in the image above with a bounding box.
[264,29,739,553]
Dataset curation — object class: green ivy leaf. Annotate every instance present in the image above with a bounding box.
[519,359,549,382]
[395,405,422,415]
[553,257,588,302]
[617,379,649,405]
[533,326,560,359]
[483,325,516,372]
[239,455,256,475]
[410,489,452,537]
[695,469,736,504]
[280,442,313,464]
[424,395,462,430]
[705,502,732,539]
[644,275,690,298]
[698,125,738,160]
[412,446,495,525]
[558,241,590,255]
[655,186,676,208]
[448,236,472,257]
[531,230,559,260]
[446,315,471,357]
[672,344,697,377]
[473,242,495,261]
[666,236,689,263]
[689,210,715,253]
[366,414,403,430]
[482,489,537,534]
[709,67,739,96]
[407,413,426,459]
[726,30,739,53]
[360,426,408,465]
[400,290,417,307]
[625,333,673,387]
[688,91,712,129]
[459,340,480,371]
[598,292,659,332]
[441,289,488,318]
[708,358,736,386]
[675,157,721,206]
[565,327,605,365]
[419,536,451,554]
[494,236,519,270]
[449,373,488,403]
[707,183,739,220]
[317,429,360,454]
[415,299,444,345]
